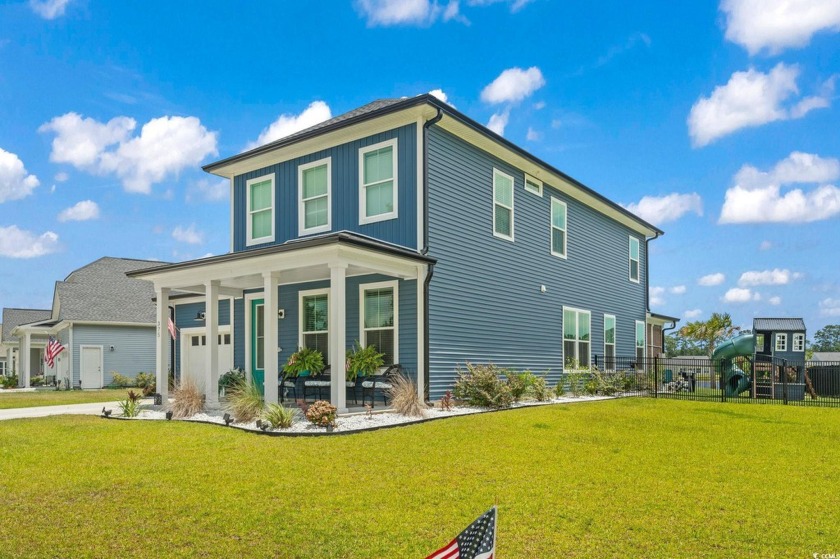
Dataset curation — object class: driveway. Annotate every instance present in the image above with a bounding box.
[0,401,125,421]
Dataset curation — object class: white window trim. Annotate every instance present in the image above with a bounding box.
[298,157,332,236]
[793,333,805,352]
[550,197,567,259]
[775,333,788,352]
[359,279,399,364]
[604,314,616,357]
[246,174,275,247]
[629,236,640,283]
[358,138,398,225]
[492,168,515,241]
[524,173,543,196]
[298,288,330,351]
[562,306,591,368]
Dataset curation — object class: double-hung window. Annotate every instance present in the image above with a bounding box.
[775,333,788,352]
[298,158,331,235]
[793,333,805,352]
[551,198,567,258]
[635,320,646,365]
[604,314,616,369]
[359,139,397,224]
[629,237,640,283]
[247,175,274,246]
[493,169,514,240]
[563,307,591,368]
[300,290,329,362]
[360,281,398,365]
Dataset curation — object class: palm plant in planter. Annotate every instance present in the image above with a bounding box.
[285,347,325,377]
[345,341,385,381]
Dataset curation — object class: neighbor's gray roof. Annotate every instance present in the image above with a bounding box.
[1,308,52,342]
[812,352,840,362]
[753,318,806,332]
[53,257,166,324]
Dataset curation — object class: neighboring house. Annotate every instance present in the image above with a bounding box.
[11,257,163,388]
[646,312,679,359]
[812,352,840,362]
[0,325,5,376]
[1,308,52,381]
[129,94,663,410]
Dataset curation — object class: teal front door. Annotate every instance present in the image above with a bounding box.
[251,299,265,395]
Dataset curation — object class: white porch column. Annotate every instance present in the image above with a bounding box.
[416,265,426,402]
[329,263,348,413]
[21,333,32,388]
[205,280,220,408]
[6,347,12,377]
[155,287,170,401]
[263,272,280,405]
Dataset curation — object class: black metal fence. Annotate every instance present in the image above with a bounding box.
[589,355,840,407]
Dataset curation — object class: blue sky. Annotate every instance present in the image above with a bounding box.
[1,0,839,335]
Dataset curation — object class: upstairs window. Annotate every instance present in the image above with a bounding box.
[793,333,805,352]
[524,174,543,196]
[299,158,331,235]
[629,237,640,283]
[359,139,397,224]
[551,198,567,258]
[361,281,398,365]
[247,175,275,246]
[563,307,591,368]
[493,169,514,240]
[775,333,788,352]
[300,290,329,361]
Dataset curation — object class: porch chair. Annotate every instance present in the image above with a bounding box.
[279,369,299,403]
[303,366,331,401]
[361,364,402,408]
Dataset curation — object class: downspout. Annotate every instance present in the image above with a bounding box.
[422,107,443,402]
[644,231,660,314]
[169,305,176,382]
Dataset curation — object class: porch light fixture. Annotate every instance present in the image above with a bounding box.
[165,411,173,420]
[109,345,115,352]
[223,413,233,426]
[196,312,205,320]
[278,309,285,319]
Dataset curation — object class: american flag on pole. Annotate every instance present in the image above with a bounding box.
[425,506,496,559]
[44,336,65,368]
[167,316,178,340]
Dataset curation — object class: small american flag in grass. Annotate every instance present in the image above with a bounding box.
[425,507,496,559]
[44,336,65,368]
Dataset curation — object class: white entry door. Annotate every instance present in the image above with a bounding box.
[80,346,103,389]
[181,331,232,391]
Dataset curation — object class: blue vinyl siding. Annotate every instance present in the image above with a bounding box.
[71,324,156,387]
[232,124,418,251]
[426,126,646,399]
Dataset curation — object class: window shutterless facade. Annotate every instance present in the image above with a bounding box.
[492,168,514,240]
[604,314,616,368]
[563,307,591,368]
[635,320,645,364]
[359,139,397,224]
[793,333,805,352]
[524,174,542,196]
[360,280,399,365]
[300,289,329,362]
[246,175,275,246]
[550,197,567,258]
[629,236,640,283]
[775,333,788,352]
[298,157,331,235]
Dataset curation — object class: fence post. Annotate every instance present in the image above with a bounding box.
[720,358,726,403]
[653,356,658,398]
[783,358,788,405]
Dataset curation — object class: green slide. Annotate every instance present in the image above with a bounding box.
[712,333,755,397]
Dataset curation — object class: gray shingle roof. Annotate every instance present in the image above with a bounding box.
[812,352,840,362]
[753,318,806,332]
[1,308,52,342]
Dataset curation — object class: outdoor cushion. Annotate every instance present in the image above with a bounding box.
[361,380,392,389]
[305,380,331,387]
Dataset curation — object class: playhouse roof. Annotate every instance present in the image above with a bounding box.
[753,318,806,332]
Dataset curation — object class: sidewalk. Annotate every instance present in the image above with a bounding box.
[0,401,125,421]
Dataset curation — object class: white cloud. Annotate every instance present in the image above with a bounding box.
[649,286,666,306]
[57,200,99,222]
[486,109,510,136]
[722,287,760,303]
[481,67,545,104]
[722,0,840,55]
[719,151,840,224]
[526,127,541,141]
[29,0,71,19]
[247,101,332,150]
[39,112,218,194]
[769,296,782,305]
[533,101,546,110]
[0,148,39,203]
[54,171,69,182]
[759,240,773,250]
[356,0,442,26]
[687,64,831,147]
[698,272,725,286]
[820,298,840,317]
[623,192,703,225]
[670,285,687,295]
[0,225,59,258]
[187,178,229,203]
[428,89,454,106]
[172,224,204,245]
[684,309,703,319]
[467,0,533,12]
[738,268,802,286]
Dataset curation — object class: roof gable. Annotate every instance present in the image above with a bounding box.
[1,308,52,342]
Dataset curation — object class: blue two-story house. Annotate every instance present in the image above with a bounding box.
[129,94,662,411]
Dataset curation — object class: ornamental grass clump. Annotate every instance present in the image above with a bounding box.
[453,363,513,409]
[386,374,425,418]
[225,378,265,423]
[170,379,204,418]
[305,400,337,427]
[262,403,296,429]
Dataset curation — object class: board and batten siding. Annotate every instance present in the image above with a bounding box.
[71,324,156,387]
[426,126,647,399]
[231,124,418,252]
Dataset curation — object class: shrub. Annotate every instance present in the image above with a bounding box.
[118,390,143,418]
[225,379,264,423]
[554,379,566,398]
[386,374,425,418]
[566,370,588,397]
[506,371,532,401]
[31,375,44,387]
[170,379,204,418]
[453,363,514,409]
[263,403,296,429]
[1,375,18,389]
[135,372,156,396]
[584,367,629,396]
[111,372,133,387]
[531,374,551,402]
[305,400,337,427]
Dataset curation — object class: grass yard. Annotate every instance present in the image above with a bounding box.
[1,399,839,558]
[0,389,136,410]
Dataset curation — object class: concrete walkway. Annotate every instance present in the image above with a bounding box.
[0,401,126,421]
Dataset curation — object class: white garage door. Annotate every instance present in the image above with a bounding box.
[182,331,232,391]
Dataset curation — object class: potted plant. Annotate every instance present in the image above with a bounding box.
[285,347,325,377]
[345,341,385,381]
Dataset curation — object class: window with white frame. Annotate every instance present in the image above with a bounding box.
[793,333,805,352]
[604,314,616,368]
[300,290,329,362]
[563,307,591,368]
[0,360,6,376]
[247,175,275,246]
[493,169,514,240]
[775,333,788,352]
[299,158,331,235]
[551,198,567,258]
[635,320,646,364]
[629,237,640,282]
[360,281,398,365]
[524,174,542,196]
[359,139,397,224]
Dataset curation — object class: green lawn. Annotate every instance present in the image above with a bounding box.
[0,389,136,409]
[1,399,838,558]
